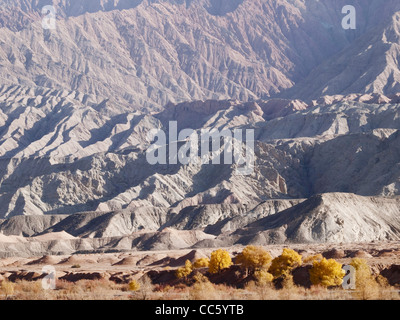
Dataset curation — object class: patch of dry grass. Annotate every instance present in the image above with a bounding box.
[0,279,129,300]
[1,279,398,300]
[0,268,399,300]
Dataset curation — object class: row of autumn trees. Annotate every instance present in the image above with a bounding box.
[175,246,381,288]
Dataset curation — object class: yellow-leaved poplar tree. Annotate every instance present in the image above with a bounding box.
[128,279,141,291]
[175,260,193,279]
[349,258,382,300]
[254,269,274,285]
[208,249,232,274]
[193,257,210,269]
[350,258,372,285]
[269,248,302,278]
[236,245,272,275]
[309,258,345,287]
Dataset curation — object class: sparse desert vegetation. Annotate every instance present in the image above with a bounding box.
[1,0,400,307]
[1,243,399,300]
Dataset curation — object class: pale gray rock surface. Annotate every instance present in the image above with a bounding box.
[0,1,400,255]
[230,193,400,245]
[1,1,400,109]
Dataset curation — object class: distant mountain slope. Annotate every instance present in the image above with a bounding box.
[1,193,400,257]
[282,9,400,100]
[229,193,400,245]
[0,92,399,218]
[1,0,400,109]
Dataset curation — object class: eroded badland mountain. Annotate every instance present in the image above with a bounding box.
[0,0,400,262]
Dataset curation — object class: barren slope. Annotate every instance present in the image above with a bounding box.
[1,0,400,109]
[1,193,400,257]
[1,1,400,255]
[230,193,400,245]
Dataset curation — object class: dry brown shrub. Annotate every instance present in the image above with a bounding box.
[129,275,154,300]
[189,273,216,300]
[244,280,275,300]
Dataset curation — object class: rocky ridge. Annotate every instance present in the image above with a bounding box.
[1,1,400,256]
[2,1,400,109]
